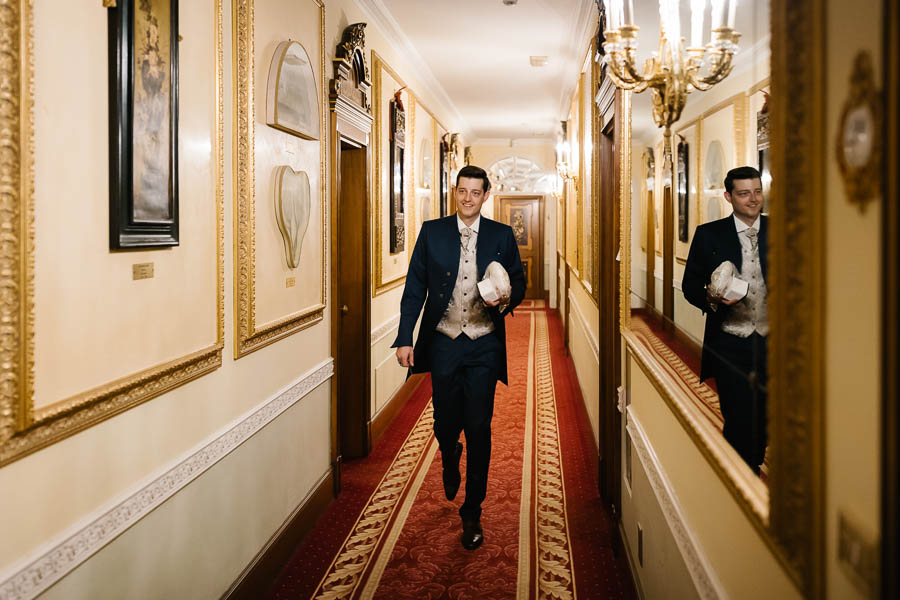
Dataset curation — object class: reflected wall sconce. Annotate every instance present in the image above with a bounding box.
[600,0,741,160]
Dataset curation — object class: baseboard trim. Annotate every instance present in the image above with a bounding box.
[222,469,334,600]
[370,373,427,448]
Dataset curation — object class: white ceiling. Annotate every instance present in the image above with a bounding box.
[373,0,597,143]
[364,0,769,145]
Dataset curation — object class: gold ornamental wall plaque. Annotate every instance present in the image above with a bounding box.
[836,51,883,212]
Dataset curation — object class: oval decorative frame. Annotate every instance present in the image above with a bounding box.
[835,51,883,213]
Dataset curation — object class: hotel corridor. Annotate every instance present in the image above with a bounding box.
[269,305,636,599]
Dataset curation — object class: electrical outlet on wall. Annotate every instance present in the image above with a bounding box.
[637,522,643,566]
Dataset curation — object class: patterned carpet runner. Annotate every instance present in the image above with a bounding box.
[269,308,635,599]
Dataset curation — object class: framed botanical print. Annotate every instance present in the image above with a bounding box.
[108,0,180,249]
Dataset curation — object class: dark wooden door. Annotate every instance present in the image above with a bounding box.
[497,196,544,299]
[336,141,371,462]
[598,113,621,516]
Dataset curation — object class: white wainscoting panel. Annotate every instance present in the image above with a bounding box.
[626,407,724,600]
[0,360,334,600]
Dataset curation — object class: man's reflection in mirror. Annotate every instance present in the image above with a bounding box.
[682,167,768,475]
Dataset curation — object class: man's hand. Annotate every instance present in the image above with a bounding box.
[482,294,510,309]
[705,285,741,307]
[396,346,414,368]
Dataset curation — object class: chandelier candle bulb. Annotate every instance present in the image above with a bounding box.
[727,0,737,29]
[623,0,634,26]
[711,0,726,29]
[691,0,706,47]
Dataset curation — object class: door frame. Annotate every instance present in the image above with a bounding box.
[596,83,623,514]
[495,194,545,300]
[328,26,374,494]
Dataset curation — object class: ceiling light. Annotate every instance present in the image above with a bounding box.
[530,56,549,67]
[502,0,519,5]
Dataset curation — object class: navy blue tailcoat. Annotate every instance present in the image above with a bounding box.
[681,214,769,381]
[391,214,526,385]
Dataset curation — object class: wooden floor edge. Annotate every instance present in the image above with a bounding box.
[369,373,427,448]
[221,469,335,600]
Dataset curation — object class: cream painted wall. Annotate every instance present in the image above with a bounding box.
[568,279,600,446]
[36,384,330,600]
[1,0,466,596]
[625,355,800,599]
[32,0,218,405]
[824,0,882,597]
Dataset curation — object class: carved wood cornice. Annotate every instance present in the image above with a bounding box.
[329,23,372,122]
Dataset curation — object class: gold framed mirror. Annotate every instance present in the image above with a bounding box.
[616,0,826,595]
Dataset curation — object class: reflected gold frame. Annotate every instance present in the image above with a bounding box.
[233,0,327,357]
[371,51,409,296]
[619,0,826,595]
[0,0,226,467]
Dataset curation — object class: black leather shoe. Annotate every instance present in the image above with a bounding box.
[442,442,463,500]
[461,519,484,550]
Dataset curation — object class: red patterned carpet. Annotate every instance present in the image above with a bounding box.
[268,308,636,599]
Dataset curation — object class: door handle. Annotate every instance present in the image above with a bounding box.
[341,305,349,315]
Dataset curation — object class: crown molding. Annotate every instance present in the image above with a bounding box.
[556,0,598,120]
[354,0,474,140]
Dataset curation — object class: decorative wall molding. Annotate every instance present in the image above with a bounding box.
[626,408,725,600]
[353,0,472,140]
[0,360,334,600]
[371,313,401,345]
[568,289,599,361]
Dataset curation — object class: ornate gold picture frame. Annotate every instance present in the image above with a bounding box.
[0,0,225,467]
[233,0,327,357]
[371,51,411,296]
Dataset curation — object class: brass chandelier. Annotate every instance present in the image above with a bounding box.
[601,0,741,158]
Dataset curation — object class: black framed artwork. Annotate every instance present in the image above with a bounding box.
[676,137,689,243]
[108,0,180,249]
[389,94,405,253]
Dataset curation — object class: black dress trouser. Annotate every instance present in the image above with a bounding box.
[429,330,502,521]
[712,331,768,473]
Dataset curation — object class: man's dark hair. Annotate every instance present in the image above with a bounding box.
[724,166,762,194]
[456,165,491,193]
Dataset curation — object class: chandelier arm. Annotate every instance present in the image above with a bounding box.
[689,57,736,91]
[605,53,652,91]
